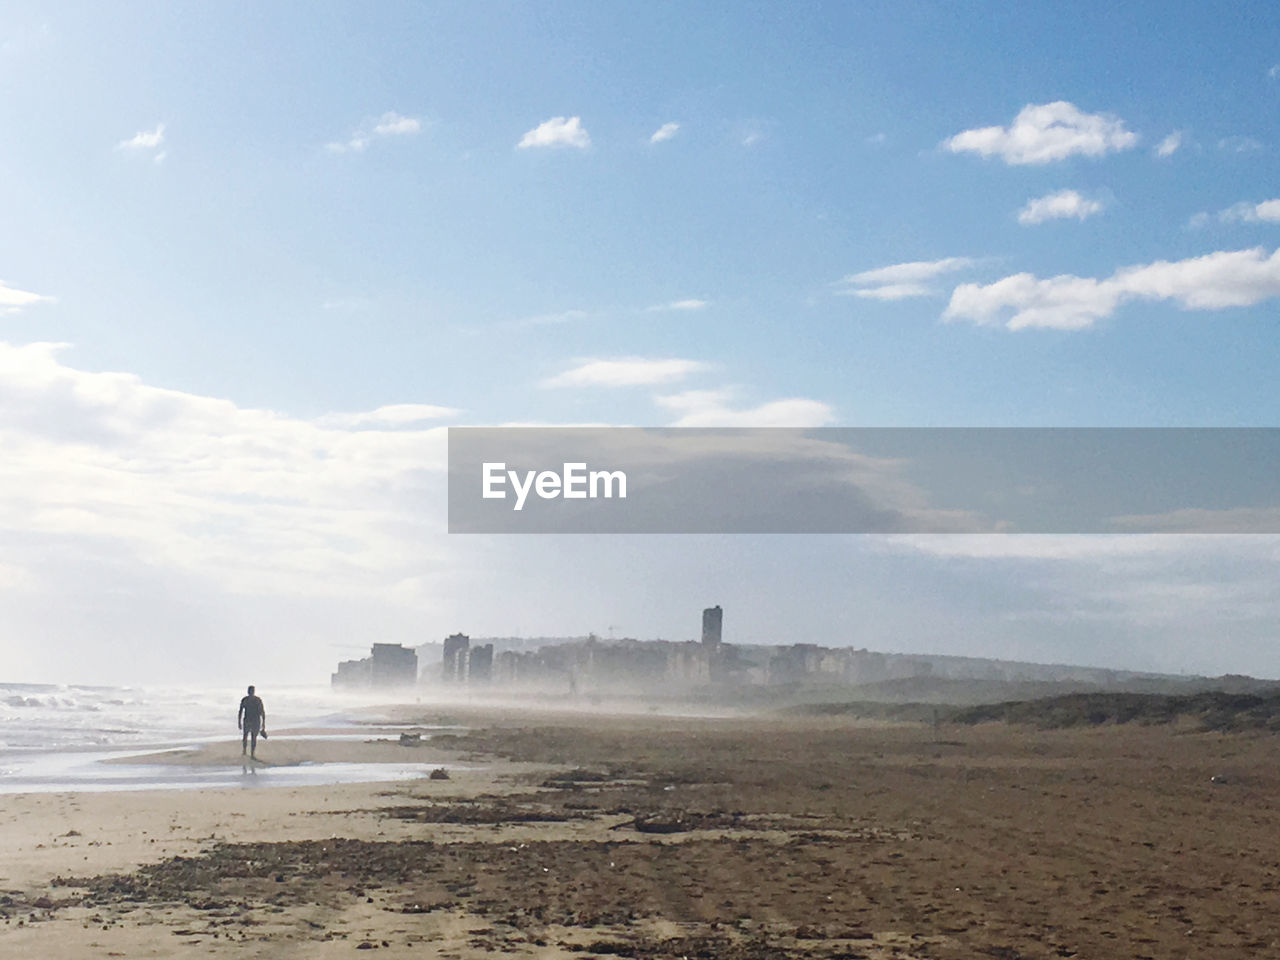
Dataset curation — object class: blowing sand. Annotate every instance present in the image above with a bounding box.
[2,708,1279,958]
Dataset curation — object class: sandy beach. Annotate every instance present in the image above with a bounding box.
[2,708,1279,958]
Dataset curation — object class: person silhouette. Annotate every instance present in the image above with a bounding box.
[237,685,267,759]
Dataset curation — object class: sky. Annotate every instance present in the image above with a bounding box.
[1,1,1278,684]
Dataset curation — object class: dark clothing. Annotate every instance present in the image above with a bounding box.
[239,695,265,731]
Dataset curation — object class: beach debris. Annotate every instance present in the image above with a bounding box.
[428,767,450,780]
[630,814,692,834]
[541,768,613,788]
[399,732,422,746]
[1210,774,1229,785]
[375,801,576,824]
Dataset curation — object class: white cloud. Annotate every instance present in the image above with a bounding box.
[1154,131,1183,158]
[649,122,680,144]
[372,112,421,136]
[741,130,763,147]
[944,246,1280,330]
[1270,64,1280,80]
[0,280,53,314]
[943,101,1137,165]
[844,257,977,286]
[1249,199,1280,221]
[542,357,707,388]
[946,273,1118,330]
[518,116,591,150]
[836,257,976,300]
[1212,199,1280,224]
[648,298,708,312]
[846,283,933,301]
[655,389,835,427]
[117,123,165,152]
[327,111,423,153]
[317,404,460,428]
[1016,189,1104,225]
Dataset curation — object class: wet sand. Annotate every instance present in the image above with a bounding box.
[2,708,1279,958]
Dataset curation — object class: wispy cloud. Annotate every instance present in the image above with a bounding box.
[835,257,976,300]
[326,111,422,153]
[373,112,420,136]
[843,283,933,301]
[542,357,707,388]
[649,122,680,144]
[945,246,1280,330]
[655,389,834,427]
[0,280,54,314]
[1218,135,1263,154]
[1197,199,1280,226]
[317,404,459,428]
[943,101,1137,165]
[647,298,708,312]
[117,123,165,154]
[510,309,591,327]
[1154,130,1183,158]
[518,116,591,150]
[1016,189,1104,225]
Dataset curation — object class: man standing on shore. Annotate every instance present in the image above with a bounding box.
[237,685,267,759]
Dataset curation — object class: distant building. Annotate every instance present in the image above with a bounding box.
[370,643,418,687]
[331,643,418,689]
[702,605,723,647]
[469,643,494,682]
[443,633,470,682]
[331,658,371,688]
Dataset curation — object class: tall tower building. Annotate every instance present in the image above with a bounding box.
[701,605,723,647]
[442,633,470,682]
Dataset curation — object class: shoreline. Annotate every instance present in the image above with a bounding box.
[0,727,472,795]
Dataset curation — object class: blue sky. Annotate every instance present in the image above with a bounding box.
[1,2,1279,683]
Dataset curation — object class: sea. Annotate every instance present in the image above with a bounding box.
[0,682,458,794]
